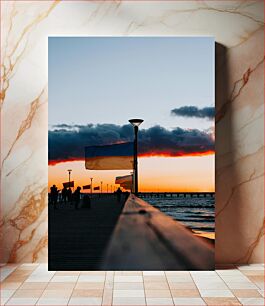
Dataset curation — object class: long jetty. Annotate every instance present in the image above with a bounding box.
[49,193,214,270]
[138,192,215,198]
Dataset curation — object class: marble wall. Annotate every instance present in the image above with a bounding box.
[1,1,264,263]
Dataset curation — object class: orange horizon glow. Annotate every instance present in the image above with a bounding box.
[49,158,84,166]
[48,150,214,166]
[48,155,215,193]
[139,150,214,158]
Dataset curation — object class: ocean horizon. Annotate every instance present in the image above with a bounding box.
[143,194,215,239]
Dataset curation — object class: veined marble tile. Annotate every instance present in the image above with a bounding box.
[143,271,165,276]
[68,297,102,306]
[216,269,245,276]
[237,264,265,270]
[219,275,252,282]
[6,297,39,305]
[36,298,70,306]
[112,296,146,306]
[78,275,105,283]
[0,265,19,281]
[199,289,234,297]
[113,290,145,298]
[146,297,174,305]
[0,0,264,265]
[258,290,264,297]
[225,282,258,290]
[173,297,206,305]
[113,282,144,290]
[114,275,143,283]
[50,275,78,283]
[238,297,265,305]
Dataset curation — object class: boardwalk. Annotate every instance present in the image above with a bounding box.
[48,195,126,270]
[49,194,214,271]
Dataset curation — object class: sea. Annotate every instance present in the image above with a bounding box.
[144,195,215,239]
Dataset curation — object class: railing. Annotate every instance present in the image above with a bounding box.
[102,194,214,270]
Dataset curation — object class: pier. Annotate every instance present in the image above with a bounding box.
[48,194,126,270]
[138,192,215,198]
[49,193,214,270]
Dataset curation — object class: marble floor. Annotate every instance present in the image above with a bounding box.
[0,264,264,305]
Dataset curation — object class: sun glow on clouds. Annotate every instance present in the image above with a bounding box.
[48,155,214,192]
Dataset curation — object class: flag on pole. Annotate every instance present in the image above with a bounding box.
[85,142,133,170]
[94,186,100,191]
[115,174,133,184]
[63,181,74,188]
[120,181,132,190]
[83,185,91,190]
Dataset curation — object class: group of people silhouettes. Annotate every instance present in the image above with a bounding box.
[49,185,127,210]
[49,185,81,210]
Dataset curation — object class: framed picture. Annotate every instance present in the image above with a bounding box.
[48,37,215,270]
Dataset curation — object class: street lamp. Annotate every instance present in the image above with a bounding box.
[130,171,134,193]
[129,119,144,195]
[90,177,93,195]
[67,169,72,189]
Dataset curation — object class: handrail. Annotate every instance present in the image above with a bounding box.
[102,194,214,270]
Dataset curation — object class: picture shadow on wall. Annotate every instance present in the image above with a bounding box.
[215,42,243,265]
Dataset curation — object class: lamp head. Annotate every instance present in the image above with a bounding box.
[129,119,144,127]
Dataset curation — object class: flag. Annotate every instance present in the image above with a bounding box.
[120,181,132,190]
[85,142,133,170]
[83,185,91,190]
[63,181,74,188]
[94,186,100,190]
[115,174,133,184]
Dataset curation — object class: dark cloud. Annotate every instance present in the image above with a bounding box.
[49,123,214,165]
[139,125,214,156]
[52,123,93,129]
[171,106,215,119]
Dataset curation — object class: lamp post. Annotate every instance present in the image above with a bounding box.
[90,177,93,195]
[130,171,134,193]
[129,119,144,195]
[67,169,72,189]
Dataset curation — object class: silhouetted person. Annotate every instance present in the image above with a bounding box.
[67,188,72,204]
[83,194,91,209]
[50,184,58,209]
[62,186,67,204]
[116,187,122,202]
[73,186,81,210]
[124,191,130,200]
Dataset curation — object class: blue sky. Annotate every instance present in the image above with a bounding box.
[48,37,214,130]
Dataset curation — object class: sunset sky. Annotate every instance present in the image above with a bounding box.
[48,37,214,192]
